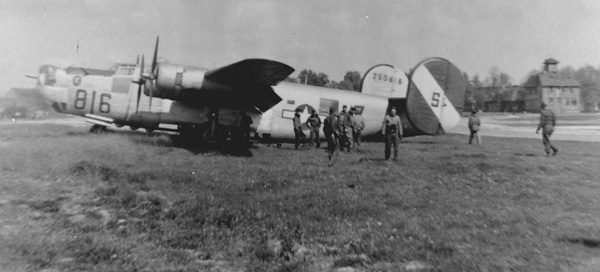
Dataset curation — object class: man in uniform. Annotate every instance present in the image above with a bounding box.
[306,110,322,148]
[239,111,253,145]
[381,107,403,160]
[342,108,356,151]
[468,110,481,145]
[293,109,305,149]
[337,105,348,150]
[323,107,339,164]
[536,102,558,156]
[351,107,365,151]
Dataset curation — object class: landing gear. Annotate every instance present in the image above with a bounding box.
[89,124,108,134]
[178,123,227,147]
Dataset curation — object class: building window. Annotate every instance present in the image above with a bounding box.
[549,98,553,103]
[565,99,570,105]
[557,98,561,103]
[572,98,577,105]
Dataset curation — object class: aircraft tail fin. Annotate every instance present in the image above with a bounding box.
[404,58,466,135]
[360,58,466,135]
[359,64,408,98]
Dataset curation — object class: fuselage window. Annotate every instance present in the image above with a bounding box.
[353,105,364,115]
[319,98,339,114]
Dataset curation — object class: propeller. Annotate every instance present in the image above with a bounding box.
[146,37,159,111]
[133,55,145,115]
[131,37,159,114]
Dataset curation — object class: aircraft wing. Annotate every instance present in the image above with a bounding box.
[204,59,294,87]
[174,59,294,112]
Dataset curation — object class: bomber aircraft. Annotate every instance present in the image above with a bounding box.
[33,38,466,145]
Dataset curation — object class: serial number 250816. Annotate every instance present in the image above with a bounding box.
[372,73,403,85]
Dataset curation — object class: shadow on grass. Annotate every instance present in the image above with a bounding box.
[357,157,388,162]
[558,237,600,248]
[101,130,254,157]
[514,152,539,157]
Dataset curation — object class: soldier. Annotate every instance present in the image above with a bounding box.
[351,107,365,151]
[381,107,403,160]
[239,111,253,144]
[306,110,322,148]
[536,103,558,156]
[337,105,348,150]
[293,109,305,149]
[342,108,355,151]
[323,107,339,164]
[468,110,481,145]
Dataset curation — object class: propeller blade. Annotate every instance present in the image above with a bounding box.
[136,54,140,65]
[151,36,159,75]
[139,55,145,79]
[136,83,142,114]
[148,90,153,111]
[135,56,145,114]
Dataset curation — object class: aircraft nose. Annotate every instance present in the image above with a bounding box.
[38,65,57,86]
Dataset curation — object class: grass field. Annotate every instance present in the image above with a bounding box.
[1,122,600,271]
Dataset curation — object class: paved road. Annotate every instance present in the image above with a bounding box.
[448,114,600,142]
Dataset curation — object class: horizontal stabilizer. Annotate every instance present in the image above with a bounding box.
[205,59,294,87]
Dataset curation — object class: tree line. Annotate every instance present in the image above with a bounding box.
[284,70,362,91]
[464,64,600,109]
[287,63,600,109]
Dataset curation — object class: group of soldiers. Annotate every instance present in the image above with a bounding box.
[293,105,404,164]
[293,105,365,152]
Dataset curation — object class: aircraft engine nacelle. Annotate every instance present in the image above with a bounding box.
[149,63,207,100]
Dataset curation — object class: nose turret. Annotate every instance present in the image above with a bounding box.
[38,65,58,86]
[36,65,68,108]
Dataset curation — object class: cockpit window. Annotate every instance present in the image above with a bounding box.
[114,67,135,76]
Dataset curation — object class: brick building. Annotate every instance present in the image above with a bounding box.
[523,58,582,113]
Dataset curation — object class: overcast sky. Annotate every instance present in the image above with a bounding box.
[2,0,600,94]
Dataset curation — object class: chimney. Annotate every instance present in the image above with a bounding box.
[544,58,559,73]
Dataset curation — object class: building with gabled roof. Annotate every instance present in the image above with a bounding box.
[523,58,582,113]
[479,86,525,113]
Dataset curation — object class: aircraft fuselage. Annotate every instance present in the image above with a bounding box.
[36,64,402,139]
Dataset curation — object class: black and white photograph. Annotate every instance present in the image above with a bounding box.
[1,1,599,271]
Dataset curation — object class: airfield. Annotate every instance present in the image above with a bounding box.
[449,113,600,143]
[1,114,600,271]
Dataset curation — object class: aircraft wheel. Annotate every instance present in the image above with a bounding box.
[202,127,222,145]
[89,124,108,134]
